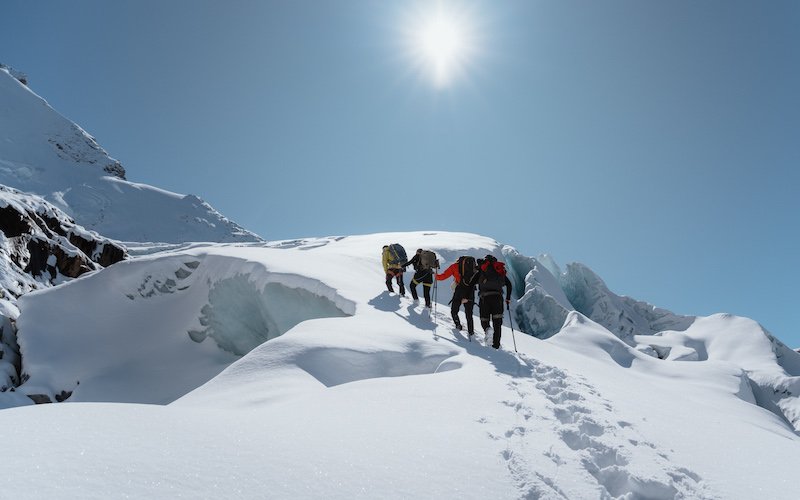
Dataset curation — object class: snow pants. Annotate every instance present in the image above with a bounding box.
[479,292,504,349]
[410,269,433,307]
[451,284,475,334]
[386,269,405,295]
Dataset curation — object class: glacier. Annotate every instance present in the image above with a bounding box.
[0,231,798,499]
[7,230,800,439]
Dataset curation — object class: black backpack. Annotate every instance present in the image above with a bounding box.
[479,256,506,293]
[457,256,477,284]
[387,243,407,267]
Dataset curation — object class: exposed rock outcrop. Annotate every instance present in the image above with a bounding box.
[0,63,26,86]
[0,185,127,289]
[0,185,127,399]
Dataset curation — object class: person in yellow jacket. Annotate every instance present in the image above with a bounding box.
[382,245,406,295]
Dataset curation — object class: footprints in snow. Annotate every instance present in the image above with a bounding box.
[483,355,709,500]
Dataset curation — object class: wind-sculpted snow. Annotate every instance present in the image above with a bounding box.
[15,250,354,404]
[636,314,800,432]
[176,317,463,408]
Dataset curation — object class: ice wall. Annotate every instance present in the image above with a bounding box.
[503,247,572,339]
[502,247,693,343]
[189,276,348,355]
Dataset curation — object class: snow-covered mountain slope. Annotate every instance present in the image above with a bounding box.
[1,231,798,499]
[0,185,127,394]
[0,66,260,243]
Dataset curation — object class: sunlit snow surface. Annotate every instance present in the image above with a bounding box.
[0,67,258,243]
[1,232,799,499]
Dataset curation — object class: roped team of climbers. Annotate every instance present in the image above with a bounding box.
[381,243,513,350]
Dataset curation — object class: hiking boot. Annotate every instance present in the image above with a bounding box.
[455,322,463,331]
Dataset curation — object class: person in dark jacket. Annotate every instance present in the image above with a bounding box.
[476,255,513,349]
[436,257,479,336]
[402,249,434,307]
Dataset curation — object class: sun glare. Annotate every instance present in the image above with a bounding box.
[403,3,477,88]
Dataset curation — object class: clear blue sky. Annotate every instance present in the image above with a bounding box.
[2,1,798,345]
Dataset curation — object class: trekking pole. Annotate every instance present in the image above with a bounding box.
[507,301,517,353]
[432,272,438,318]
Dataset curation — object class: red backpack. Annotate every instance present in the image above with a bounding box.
[479,256,506,292]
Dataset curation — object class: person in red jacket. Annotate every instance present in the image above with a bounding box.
[436,256,479,337]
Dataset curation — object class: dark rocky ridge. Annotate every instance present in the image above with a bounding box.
[0,190,127,288]
[0,185,127,401]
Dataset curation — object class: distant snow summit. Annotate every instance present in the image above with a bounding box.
[0,64,261,244]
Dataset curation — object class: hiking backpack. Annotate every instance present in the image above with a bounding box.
[419,250,439,270]
[387,243,407,267]
[479,256,507,293]
[457,256,477,284]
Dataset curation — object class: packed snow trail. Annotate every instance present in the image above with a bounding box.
[500,353,712,499]
[370,288,710,499]
[396,297,711,499]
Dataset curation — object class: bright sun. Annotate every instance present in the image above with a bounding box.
[404,3,476,88]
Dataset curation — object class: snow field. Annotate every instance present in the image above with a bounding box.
[1,231,799,499]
